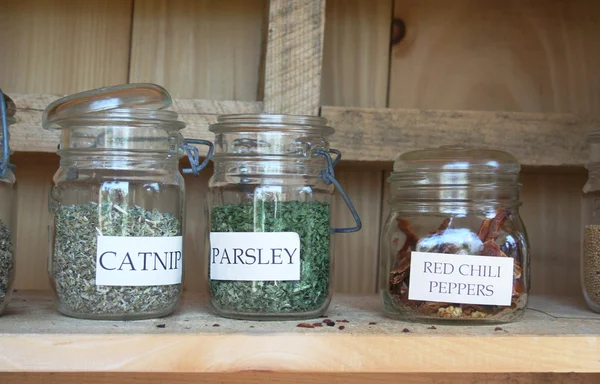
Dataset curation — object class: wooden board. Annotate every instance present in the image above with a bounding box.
[389,0,600,116]
[9,95,593,166]
[129,0,264,100]
[1,373,599,384]
[0,0,132,94]
[0,292,599,373]
[331,170,382,294]
[321,0,393,107]
[520,170,587,296]
[262,0,326,115]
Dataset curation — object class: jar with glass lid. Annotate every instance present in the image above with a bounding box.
[43,83,213,320]
[380,146,529,323]
[581,128,600,313]
[206,114,361,320]
[0,89,16,315]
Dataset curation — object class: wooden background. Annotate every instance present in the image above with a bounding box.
[0,0,596,296]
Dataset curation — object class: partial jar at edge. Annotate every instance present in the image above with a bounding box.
[0,90,16,316]
[43,84,189,320]
[581,128,600,313]
[380,146,530,323]
[207,114,361,320]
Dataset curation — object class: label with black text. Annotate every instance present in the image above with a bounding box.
[408,251,514,306]
[210,232,301,281]
[95,236,183,286]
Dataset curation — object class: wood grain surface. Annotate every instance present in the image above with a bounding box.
[0,292,599,373]
[390,0,600,116]
[9,95,592,166]
[262,0,327,115]
[129,0,264,100]
[0,0,132,94]
[322,0,392,107]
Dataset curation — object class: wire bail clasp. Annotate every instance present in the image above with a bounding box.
[0,89,13,178]
[182,138,214,176]
[314,148,362,234]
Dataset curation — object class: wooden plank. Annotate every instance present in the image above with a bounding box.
[322,106,592,166]
[1,292,600,373]
[0,0,132,94]
[10,154,57,291]
[389,0,600,116]
[520,171,587,296]
[262,0,326,115]
[331,170,382,294]
[129,0,264,100]
[321,0,392,107]
[321,1,390,293]
[1,372,599,384]
[9,95,593,166]
[8,95,262,154]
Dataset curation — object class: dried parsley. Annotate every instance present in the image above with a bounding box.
[0,220,14,311]
[52,191,182,319]
[209,201,330,316]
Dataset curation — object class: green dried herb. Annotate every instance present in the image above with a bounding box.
[53,189,182,318]
[209,201,330,315]
[0,220,13,309]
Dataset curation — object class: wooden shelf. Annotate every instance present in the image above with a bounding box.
[11,94,594,167]
[0,291,599,381]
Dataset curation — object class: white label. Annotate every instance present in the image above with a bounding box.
[408,251,514,306]
[210,232,301,281]
[95,236,183,286]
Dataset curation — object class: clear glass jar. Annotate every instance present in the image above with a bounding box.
[582,128,600,313]
[0,90,16,315]
[380,146,530,323]
[43,84,212,320]
[206,114,361,320]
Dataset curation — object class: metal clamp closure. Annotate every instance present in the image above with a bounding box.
[0,89,13,178]
[314,148,362,234]
[182,139,214,176]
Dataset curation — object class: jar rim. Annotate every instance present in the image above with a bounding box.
[210,114,335,136]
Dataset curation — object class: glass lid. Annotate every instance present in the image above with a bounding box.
[42,83,175,130]
[392,145,521,174]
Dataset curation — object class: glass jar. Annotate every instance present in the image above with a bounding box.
[43,84,212,320]
[582,128,600,313]
[0,89,16,316]
[380,146,529,323]
[206,114,361,320]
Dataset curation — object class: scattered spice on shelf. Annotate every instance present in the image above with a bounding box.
[313,322,323,327]
[213,324,220,327]
[336,319,349,323]
[388,209,526,320]
[494,327,503,332]
[427,326,437,330]
[297,323,315,328]
[52,190,182,316]
[369,322,377,325]
[209,201,331,314]
[0,220,13,309]
[583,225,600,307]
[156,324,166,329]
[338,326,345,330]
[402,328,410,333]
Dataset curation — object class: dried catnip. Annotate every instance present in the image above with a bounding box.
[583,225,600,308]
[52,197,182,318]
[0,220,14,310]
[209,200,331,316]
